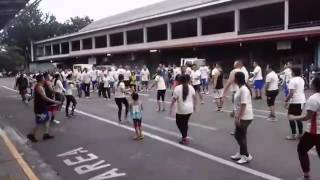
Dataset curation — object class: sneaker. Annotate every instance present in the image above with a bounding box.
[43,134,54,140]
[205,92,209,95]
[52,120,60,124]
[132,135,139,140]
[27,134,38,143]
[296,134,303,139]
[286,134,297,140]
[179,138,189,145]
[237,155,249,164]
[230,131,235,135]
[246,154,253,161]
[200,101,205,104]
[297,176,310,180]
[266,117,278,122]
[138,135,144,140]
[231,152,242,160]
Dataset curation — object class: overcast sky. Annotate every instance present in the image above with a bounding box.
[39,0,164,22]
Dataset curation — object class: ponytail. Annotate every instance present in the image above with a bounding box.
[180,75,189,101]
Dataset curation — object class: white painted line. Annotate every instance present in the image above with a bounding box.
[103,102,192,139]
[1,85,283,180]
[138,93,150,97]
[2,85,18,92]
[222,109,268,119]
[164,117,217,131]
[148,98,171,104]
[74,109,282,180]
[253,108,287,116]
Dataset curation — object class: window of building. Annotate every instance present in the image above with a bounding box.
[289,0,320,29]
[110,32,124,47]
[36,46,44,57]
[61,42,69,54]
[95,35,107,48]
[202,12,235,35]
[172,19,197,39]
[52,44,60,55]
[72,40,81,51]
[239,2,284,34]
[147,24,168,42]
[83,38,92,50]
[45,45,51,56]
[127,29,144,44]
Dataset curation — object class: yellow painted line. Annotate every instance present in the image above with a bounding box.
[0,131,39,180]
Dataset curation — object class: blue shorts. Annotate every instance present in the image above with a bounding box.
[254,80,264,90]
[35,112,49,125]
[201,79,208,86]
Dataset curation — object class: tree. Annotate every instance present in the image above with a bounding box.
[0,2,93,69]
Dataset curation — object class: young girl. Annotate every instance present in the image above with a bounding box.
[130,92,144,140]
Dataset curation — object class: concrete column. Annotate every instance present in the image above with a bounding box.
[69,41,72,52]
[43,45,46,56]
[197,17,202,36]
[107,34,110,47]
[316,42,320,66]
[80,39,83,50]
[123,31,127,45]
[167,23,172,40]
[235,9,240,34]
[284,0,289,30]
[143,27,148,43]
[59,43,62,54]
[92,37,96,49]
[30,41,34,62]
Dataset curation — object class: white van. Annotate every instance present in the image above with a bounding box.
[73,64,93,73]
[181,58,206,67]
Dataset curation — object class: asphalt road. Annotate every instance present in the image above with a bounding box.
[0,78,319,180]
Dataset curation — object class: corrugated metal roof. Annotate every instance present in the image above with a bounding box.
[80,0,224,32]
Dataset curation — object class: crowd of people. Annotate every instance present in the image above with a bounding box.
[12,60,320,180]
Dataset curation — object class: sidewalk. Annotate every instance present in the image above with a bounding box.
[0,129,36,180]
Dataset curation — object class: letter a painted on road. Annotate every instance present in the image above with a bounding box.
[57,147,88,157]
[64,153,99,166]
[74,160,111,175]
[89,168,126,180]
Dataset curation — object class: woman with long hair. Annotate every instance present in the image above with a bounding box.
[170,75,196,145]
[114,74,129,123]
[231,71,254,164]
[52,73,66,124]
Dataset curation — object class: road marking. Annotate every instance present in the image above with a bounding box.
[74,109,282,180]
[253,108,287,116]
[164,117,217,131]
[138,93,150,97]
[148,99,171,104]
[1,85,283,180]
[0,129,39,180]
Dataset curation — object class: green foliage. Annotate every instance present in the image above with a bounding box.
[0,2,93,67]
[0,46,26,71]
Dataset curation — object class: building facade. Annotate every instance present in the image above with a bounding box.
[31,0,320,72]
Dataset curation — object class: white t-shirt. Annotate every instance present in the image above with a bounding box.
[103,75,114,88]
[114,82,126,98]
[124,70,131,81]
[109,70,117,82]
[211,68,219,77]
[186,67,192,75]
[288,77,306,104]
[265,71,279,91]
[65,80,73,95]
[173,67,181,79]
[230,67,249,92]
[234,85,253,120]
[155,75,166,90]
[173,85,196,115]
[141,69,150,82]
[283,68,292,84]
[199,66,209,80]
[90,70,98,81]
[253,66,263,81]
[305,93,320,134]
[191,70,201,85]
[117,68,126,76]
[82,72,91,84]
[54,79,65,93]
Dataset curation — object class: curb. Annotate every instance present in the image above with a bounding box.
[0,129,39,180]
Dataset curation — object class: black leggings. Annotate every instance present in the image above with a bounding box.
[298,132,320,173]
[115,98,129,121]
[66,95,77,115]
[176,114,191,138]
[289,120,303,135]
[84,83,90,97]
[102,87,111,99]
[234,120,252,156]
